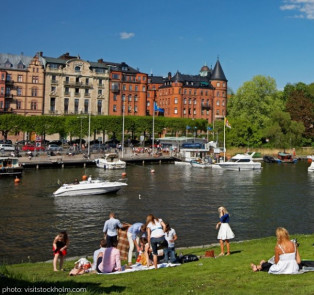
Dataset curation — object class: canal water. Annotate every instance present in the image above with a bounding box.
[0,162,313,264]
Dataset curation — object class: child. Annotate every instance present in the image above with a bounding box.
[52,231,69,271]
[164,223,178,263]
[216,206,235,256]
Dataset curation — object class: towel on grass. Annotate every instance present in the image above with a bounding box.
[98,263,181,275]
[117,223,131,261]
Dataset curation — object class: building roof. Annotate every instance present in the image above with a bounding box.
[148,75,165,84]
[200,65,210,72]
[0,53,43,70]
[210,60,227,81]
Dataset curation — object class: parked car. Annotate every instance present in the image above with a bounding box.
[47,144,63,151]
[0,140,12,144]
[22,144,45,151]
[0,144,15,151]
[90,144,106,151]
[105,139,120,148]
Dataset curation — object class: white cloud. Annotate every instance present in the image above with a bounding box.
[280,0,314,19]
[120,32,135,40]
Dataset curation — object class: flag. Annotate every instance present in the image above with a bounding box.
[207,126,213,131]
[186,125,191,130]
[225,117,231,129]
[154,102,164,113]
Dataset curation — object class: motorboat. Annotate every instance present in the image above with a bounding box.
[174,161,191,166]
[53,177,128,196]
[277,152,298,163]
[307,156,314,172]
[95,153,126,170]
[191,160,212,168]
[0,157,23,176]
[217,153,261,171]
[263,155,280,163]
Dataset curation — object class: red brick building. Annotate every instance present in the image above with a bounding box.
[153,60,227,123]
[106,62,148,116]
[0,70,6,111]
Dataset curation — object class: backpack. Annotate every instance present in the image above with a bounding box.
[179,254,199,264]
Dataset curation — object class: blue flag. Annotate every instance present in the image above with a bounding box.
[154,102,164,112]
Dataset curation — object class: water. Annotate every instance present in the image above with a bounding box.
[0,162,313,264]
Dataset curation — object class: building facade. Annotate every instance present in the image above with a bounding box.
[107,62,148,116]
[150,60,227,123]
[0,53,45,115]
[42,53,110,116]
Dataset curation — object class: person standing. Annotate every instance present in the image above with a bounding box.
[164,223,178,263]
[52,231,69,271]
[216,206,235,256]
[146,214,167,269]
[127,223,146,265]
[103,212,123,247]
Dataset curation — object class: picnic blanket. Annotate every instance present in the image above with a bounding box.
[98,262,181,275]
[117,223,131,261]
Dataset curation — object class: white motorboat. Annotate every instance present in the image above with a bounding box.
[53,177,127,196]
[95,153,126,170]
[218,153,261,171]
[0,157,23,176]
[307,156,314,172]
[191,160,212,168]
[174,161,191,166]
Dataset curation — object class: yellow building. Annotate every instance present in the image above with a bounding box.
[42,52,110,116]
[0,53,45,115]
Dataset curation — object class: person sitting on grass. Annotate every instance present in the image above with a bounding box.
[52,231,69,272]
[97,239,121,273]
[91,239,107,272]
[250,227,301,274]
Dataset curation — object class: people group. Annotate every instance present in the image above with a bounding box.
[52,207,307,275]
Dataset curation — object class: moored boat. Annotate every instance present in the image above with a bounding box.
[53,177,127,196]
[95,153,126,170]
[277,152,297,163]
[307,156,314,172]
[191,160,212,168]
[0,157,23,176]
[218,153,261,171]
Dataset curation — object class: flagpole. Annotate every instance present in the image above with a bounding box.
[223,117,226,162]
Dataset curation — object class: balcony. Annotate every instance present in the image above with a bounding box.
[74,92,81,97]
[111,87,120,93]
[64,91,70,96]
[5,94,14,99]
[51,80,58,85]
[50,91,58,97]
[97,94,105,99]
[6,80,14,85]
[84,93,90,98]
[98,84,104,89]
[63,81,93,88]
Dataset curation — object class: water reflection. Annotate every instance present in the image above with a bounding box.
[0,162,313,263]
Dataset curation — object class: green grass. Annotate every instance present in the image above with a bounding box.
[1,235,314,295]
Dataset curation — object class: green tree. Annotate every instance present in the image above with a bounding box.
[0,114,25,141]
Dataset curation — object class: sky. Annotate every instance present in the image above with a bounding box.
[1,0,314,92]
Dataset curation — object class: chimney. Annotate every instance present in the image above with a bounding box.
[98,58,104,63]
[168,72,172,80]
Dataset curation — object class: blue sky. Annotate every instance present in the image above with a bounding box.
[2,0,314,92]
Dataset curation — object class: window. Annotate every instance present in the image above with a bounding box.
[16,100,21,109]
[112,74,120,79]
[122,94,125,101]
[75,66,81,72]
[75,88,79,95]
[222,100,225,106]
[134,106,138,112]
[65,76,69,83]
[189,90,191,95]
[1,73,4,80]
[143,76,146,81]
[174,98,178,104]
[205,91,208,96]
[85,89,89,96]
[50,63,58,69]
[32,76,39,84]
[217,82,220,87]
[223,83,226,87]
[50,97,56,112]
[51,75,56,82]
[216,100,220,106]
[128,105,132,113]
[6,74,11,81]
[194,99,196,105]
[74,99,79,114]
[5,61,12,68]
[64,98,69,114]
[97,100,102,115]
[147,92,150,98]
[188,108,191,115]
[76,77,80,83]
[86,78,89,85]
[113,94,117,101]
[184,98,186,104]
[134,95,138,102]
[32,88,38,97]
[84,99,89,113]
[183,108,186,115]
[17,87,22,96]
[147,101,150,106]
[217,91,220,97]
[137,76,141,81]
[142,86,146,92]
[129,85,132,91]
[174,107,178,114]
[18,75,23,82]
[200,91,203,96]
[194,90,197,95]
[31,101,37,110]
[65,87,69,95]
[99,79,103,86]
[113,104,117,112]
[98,89,102,95]
[128,95,132,102]
[216,110,220,115]
[6,87,11,95]
[189,98,191,105]
[135,86,138,91]
[122,85,126,91]
[193,109,196,115]
[0,87,4,95]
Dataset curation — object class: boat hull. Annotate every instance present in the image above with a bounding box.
[53,182,127,197]
[95,159,126,170]
[218,163,261,171]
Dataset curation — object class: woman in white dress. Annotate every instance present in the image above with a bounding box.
[250,227,301,274]
[216,206,235,256]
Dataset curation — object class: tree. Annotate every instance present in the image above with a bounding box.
[0,115,25,141]
[228,75,283,128]
[263,111,305,149]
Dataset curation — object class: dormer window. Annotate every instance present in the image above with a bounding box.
[75,66,81,72]
[122,66,128,71]
[17,61,25,69]
[5,60,12,68]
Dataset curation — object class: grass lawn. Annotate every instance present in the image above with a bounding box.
[1,235,314,295]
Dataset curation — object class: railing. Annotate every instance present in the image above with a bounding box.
[5,94,14,99]
[84,93,90,97]
[51,80,58,85]
[74,93,81,97]
[98,84,104,88]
